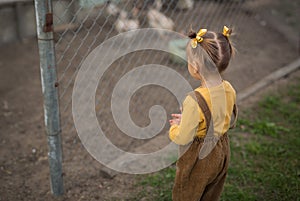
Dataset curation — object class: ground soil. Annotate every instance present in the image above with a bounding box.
[0,0,299,200]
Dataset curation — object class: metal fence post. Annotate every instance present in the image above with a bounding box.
[34,0,64,196]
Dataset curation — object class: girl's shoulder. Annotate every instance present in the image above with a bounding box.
[182,92,201,112]
[184,92,199,105]
[193,81,235,93]
[223,80,236,93]
[223,80,237,102]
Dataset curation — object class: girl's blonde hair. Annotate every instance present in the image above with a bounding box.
[186,28,235,73]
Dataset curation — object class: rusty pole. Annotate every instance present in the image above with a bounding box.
[34,0,64,196]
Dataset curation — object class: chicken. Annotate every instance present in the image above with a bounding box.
[177,0,194,10]
[115,10,140,33]
[147,9,174,31]
[106,1,120,16]
[152,0,162,11]
[106,2,140,33]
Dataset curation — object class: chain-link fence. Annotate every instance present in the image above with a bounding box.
[34,0,298,196]
[55,0,254,142]
[55,0,246,174]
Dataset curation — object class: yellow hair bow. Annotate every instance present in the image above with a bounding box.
[223,26,231,38]
[191,28,207,48]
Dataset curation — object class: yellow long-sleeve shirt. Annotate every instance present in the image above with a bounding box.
[169,80,236,145]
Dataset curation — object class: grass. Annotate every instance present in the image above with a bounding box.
[130,81,300,201]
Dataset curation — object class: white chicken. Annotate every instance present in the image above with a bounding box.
[147,9,174,31]
[177,0,194,10]
[106,2,140,34]
[115,10,140,33]
[106,1,120,16]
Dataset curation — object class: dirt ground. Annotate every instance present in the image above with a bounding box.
[0,0,299,200]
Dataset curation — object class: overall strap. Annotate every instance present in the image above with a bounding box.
[230,104,238,129]
[188,91,217,160]
[188,91,212,133]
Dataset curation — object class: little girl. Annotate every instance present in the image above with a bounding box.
[169,26,238,201]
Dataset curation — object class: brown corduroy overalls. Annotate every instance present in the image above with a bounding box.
[172,91,237,201]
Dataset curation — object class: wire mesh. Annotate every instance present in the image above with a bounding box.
[52,0,297,154]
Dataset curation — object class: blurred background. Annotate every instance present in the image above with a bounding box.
[0,0,299,200]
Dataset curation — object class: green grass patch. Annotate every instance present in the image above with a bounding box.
[132,167,176,201]
[130,81,300,201]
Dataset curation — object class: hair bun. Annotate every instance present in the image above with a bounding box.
[222,26,232,38]
[188,30,197,39]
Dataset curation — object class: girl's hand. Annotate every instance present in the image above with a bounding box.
[169,114,181,126]
[169,113,182,126]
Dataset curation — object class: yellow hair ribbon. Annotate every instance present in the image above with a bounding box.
[191,28,207,48]
[223,26,231,38]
